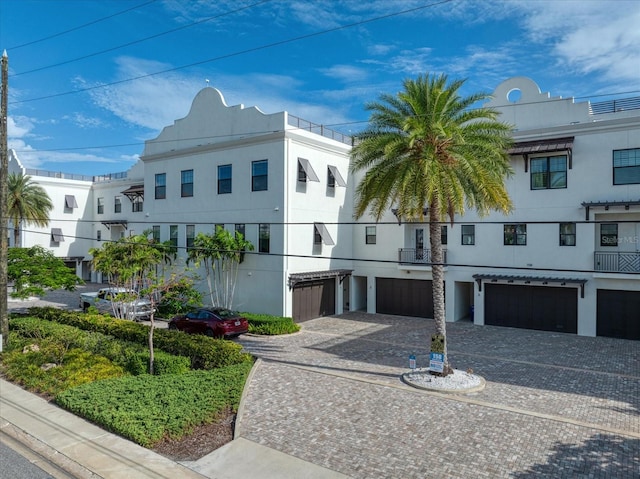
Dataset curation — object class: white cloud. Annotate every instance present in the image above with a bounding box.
[7,115,34,139]
[320,65,370,83]
[63,112,107,129]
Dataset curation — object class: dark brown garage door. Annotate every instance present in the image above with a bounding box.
[376,278,434,318]
[292,279,335,322]
[597,289,640,340]
[485,284,577,333]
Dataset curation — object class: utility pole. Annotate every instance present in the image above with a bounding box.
[1,50,8,350]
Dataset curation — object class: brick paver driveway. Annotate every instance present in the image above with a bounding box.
[236,313,639,479]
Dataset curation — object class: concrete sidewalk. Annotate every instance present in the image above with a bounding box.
[0,379,349,479]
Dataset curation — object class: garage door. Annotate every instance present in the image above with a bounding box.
[376,278,434,318]
[597,289,640,340]
[292,279,335,322]
[485,284,577,333]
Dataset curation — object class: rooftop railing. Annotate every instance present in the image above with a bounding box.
[590,97,640,115]
[25,168,128,182]
[288,115,352,145]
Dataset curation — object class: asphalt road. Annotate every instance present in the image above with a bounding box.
[0,433,74,479]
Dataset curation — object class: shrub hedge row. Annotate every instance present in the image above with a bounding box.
[24,307,253,370]
[243,312,300,335]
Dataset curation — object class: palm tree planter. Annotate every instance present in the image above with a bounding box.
[351,73,513,377]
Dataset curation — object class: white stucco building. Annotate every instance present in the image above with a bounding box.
[9,78,640,339]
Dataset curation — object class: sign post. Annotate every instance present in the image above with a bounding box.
[429,334,445,373]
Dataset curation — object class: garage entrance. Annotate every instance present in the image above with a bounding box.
[597,289,640,340]
[292,278,336,322]
[376,278,434,318]
[485,283,577,333]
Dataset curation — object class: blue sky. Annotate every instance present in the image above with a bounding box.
[2,0,639,177]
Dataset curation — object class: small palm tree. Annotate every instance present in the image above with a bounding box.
[351,73,514,376]
[7,172,53,246]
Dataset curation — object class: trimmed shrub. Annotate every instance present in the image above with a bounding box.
[244,312,300,335]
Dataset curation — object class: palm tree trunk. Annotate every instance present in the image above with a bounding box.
[429,205,452,376]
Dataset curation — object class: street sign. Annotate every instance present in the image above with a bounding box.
[429,352,444,373]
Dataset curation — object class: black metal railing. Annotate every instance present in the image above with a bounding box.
[594,251,640,273]
[398,248,447,265]
[287,115,352,145]
[590,97,640,115]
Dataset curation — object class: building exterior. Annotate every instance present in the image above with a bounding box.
[8,78,640,339]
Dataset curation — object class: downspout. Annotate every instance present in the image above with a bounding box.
[282,124,290,318]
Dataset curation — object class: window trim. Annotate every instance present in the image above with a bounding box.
[530,155,568,190]
[97,197,104,215]
[181,169,194,197]
[252,160,268,192]
[155,173,167,199]
[365,226,376,245]
[613,148,640,185]
[218,164,232,194]
[559,222,576,246]
[461,225,475,245]
[114,196,122,213]
[504,224,527,245]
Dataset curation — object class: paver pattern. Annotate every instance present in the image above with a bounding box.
[237,313,640,478]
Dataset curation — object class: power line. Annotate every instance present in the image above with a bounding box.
[9,0,455,105]
[11,0,276,77]
[5,0,159,51]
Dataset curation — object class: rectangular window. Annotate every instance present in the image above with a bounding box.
[613,148,640,185]
[152,225,160,243]
[327,165,346,188]
[132,196,143,212]
[97,230,102,241]
[235,223,245,239]
[186,225,195,250]
[170,225,178,252]
[298,158,319,183]
[504,224,527,245]
[531,155,567,189]
[155,173,166,199]
[365,226,376,244]
[462,225,475,245]
[65,195,78,209]
[441,225,448,245]
[600,224,618,247]
[97,197,104,214]
[218,164,232,194]
[559,223,576,246]
[252,160,268,191]
[181,169,194,197]
[259,223,270,253]
[114,196,122,213]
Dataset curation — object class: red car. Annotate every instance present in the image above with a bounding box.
[168,308,249,338]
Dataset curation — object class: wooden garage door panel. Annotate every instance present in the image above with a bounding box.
[293,279,335,322]
[376,278,434,318]
[597,289,640,340]
[485,284,577,334]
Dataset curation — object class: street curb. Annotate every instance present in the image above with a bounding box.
[234,358,262,438]
[1,420,101,479]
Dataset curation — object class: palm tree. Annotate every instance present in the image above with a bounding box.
[7,172,53,246]
[350,73,514,376]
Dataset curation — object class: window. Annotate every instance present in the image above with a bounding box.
[97,230,102,241]
[51,228,64,243]
[327,165,346,187]
[152,225,160,243]
[504,224,527,245]
[366,226,376,244]
[155,173,166,199]
[64,195,78,209]
[235,224,245,239]
[132,196,143,212]
[559,223,576,246]
[186,225,195,250]
[298,158,319,182]
[218,164,232,194]
[441,225,448,245]
[531,155,567,189]
[313,223,334,245]
[462,225,475,245]
[252,160,268,191]
[181,169,194,197]
[97,197,104,214]
[600,224,618,246]
[613,148,640,185]
[114,196,122,213]
[170,225,178,252]
[259,223,270,253]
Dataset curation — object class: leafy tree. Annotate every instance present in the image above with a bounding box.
[187,226,254,309]
[7,172,53,246]
[7,246,82,299]
[90,233,196,374]
[350,73,513,376]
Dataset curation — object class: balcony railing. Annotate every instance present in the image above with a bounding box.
[594,252,640,273]
[399,248,447,265]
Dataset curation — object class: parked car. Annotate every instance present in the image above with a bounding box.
[168,307,249,338]
[80,287,154,321]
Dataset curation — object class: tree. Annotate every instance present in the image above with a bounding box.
[7,246,82,299]
[187,226,254,309]
[7,172,53,247]
[90,233,196,374]
[350,73,513,376]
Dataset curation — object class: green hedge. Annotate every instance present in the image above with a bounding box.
[9,316,190,375]
[25,307,253,370]
[55,362,253,447]
[244,312,300,335]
